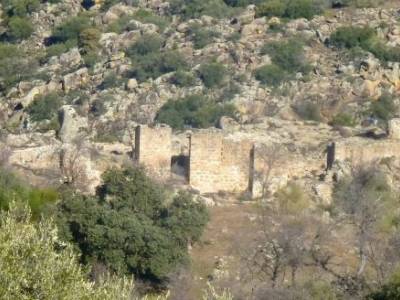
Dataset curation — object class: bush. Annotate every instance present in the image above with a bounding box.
[275,182,311,215]
[369,94,396,122]
[107,15,137,33]
[129,50,187,82]
[223,0,263,6]
[50,15,92,46]
[256,0,327,20]
[82,52,99,68]
[330,26,375,49]
[57,168,209,283]
[0,168,58,218]
[188,24,220,49]
[198,62,227,88]
[256,38,310,86]
[1,0,40,17]
[334,0,384,8]
[127,35,187,81]
[0,42,39,92]
[261,38,310,74]
[293,101,321,121]
[331,112,356,127]
[26,92,62,122]
[369,270,400,300]
[133,9,169,32]
[7,16,33,40]
[156,94,236,129]
[330,26,400,63]
[256,0,286,18]
[78,27,101,54]
[255,64,287,86]
[127,33,163,57]
[170,0,235,19]
[170,70,196,87]
[45,41,73,59]
[0,203,132,299]
[98,72,121,90]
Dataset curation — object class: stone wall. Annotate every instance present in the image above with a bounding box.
[252,145,324,197]
[135,125,172,178]
[189,130,253,194]
[334,137,400,165]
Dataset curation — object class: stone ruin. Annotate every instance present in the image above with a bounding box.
[134,125,254,195]
[135,119,400,197]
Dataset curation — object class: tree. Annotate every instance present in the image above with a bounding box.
[57,168,209,285]
[198,62,227,88]
[333,167,398,279]
[8,16,33,40]
[0,203,132,299]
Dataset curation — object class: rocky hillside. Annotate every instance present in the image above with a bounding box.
[0,0,399,190]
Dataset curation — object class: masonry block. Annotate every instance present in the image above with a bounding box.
[135,125,172,179]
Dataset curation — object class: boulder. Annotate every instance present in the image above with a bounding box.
[62,68,89,92]
[388,118,400,140]
[59,48,82,67]
[58,105,88,143]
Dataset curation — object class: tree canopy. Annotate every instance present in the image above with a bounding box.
[57,167,209,285]
[0,203,132,299]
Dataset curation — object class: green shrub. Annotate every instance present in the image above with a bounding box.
[219,82,241,101]
[335,0,384,8]
[330,26,400,63]
[129,50,187,82]
[198,62,227,88]
[50,15,92,46]
[127,35,187,81]
[106,15,137,33]
[223,0,263,6]
[170,0,235,19]
[57,167,209,283]
[127,33,163,57]
[330,26,375,49]
[227,31,241,42]
[256,0,327,20]
[256,0,286,18]
[78,27,101,54]
[261,38,310,74]
[369,94,396,122]
[7,16,33,40]
[133,9,169,32]
[255,64,287,86]
[331,112,356,127]
[293,101,321,121]
[1,0,40,17]
[156,94,236,129]
[101,0,140,11]
[82,52,99,68]
[369,270,400,300]
[256,38,310,86]
[0,204,132,300]
[26,92,62,122]
[45,42,72,59]
[188,24,220,49]
[170,70,196,87]
[98,72,120,90]
[0,168,58,218]
[0,43,39,92]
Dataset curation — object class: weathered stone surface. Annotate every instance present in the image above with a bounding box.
[59,48,82,67]
[58,105,88,143]
[135,124,172,179]
[62,68,89,92]
[388,118,400,140]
